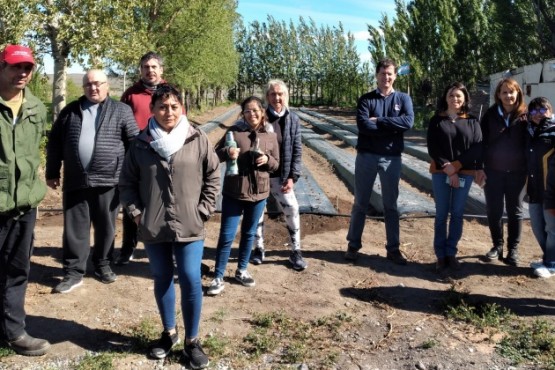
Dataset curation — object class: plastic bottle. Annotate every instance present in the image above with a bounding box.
[225,131,239,176]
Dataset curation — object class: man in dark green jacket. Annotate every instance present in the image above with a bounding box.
[0,44,50,356]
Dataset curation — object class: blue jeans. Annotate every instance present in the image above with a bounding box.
[214,196,267,279]
[347,152,401,252]
[529,203,555,266]
[144,240,204,339]
[432,173,473,258]
[484,169,526,249]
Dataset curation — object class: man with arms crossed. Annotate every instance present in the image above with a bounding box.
[345,58,414,265]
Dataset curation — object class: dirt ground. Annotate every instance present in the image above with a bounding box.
[2,106,554,370]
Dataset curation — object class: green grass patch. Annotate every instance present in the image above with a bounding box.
[128,318,160,352]
[442,286,555,368]
[74,352,118,370]
[498,319,555,368]
[421,338,439,349]
[233,310,354,366]
[0,346,15,358]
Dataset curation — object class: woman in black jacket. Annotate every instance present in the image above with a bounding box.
[427,82,482,271]
[478,78,527,266]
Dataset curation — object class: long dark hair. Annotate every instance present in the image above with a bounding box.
[437,82,471,115]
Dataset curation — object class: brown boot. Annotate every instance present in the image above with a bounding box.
[8,332,50,356]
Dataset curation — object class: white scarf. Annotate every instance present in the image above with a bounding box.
[149,115,190,161]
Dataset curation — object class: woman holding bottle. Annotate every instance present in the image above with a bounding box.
[427,82,482,271]
[207,96,279,295]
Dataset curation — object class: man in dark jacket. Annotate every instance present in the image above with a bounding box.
[252,79,307,271]
[46,70,139,293]
[0,44,50,356]
[345,58,414,265]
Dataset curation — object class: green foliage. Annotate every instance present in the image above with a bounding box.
[441,286,555,368]
[66,78,83,103]
[443,287,513,329]
[210,308,227,324]
[498,320,555,368]
[74,352,117,370]
[236,16,367,106]
[421,339,439,349]
[232,310,354,366]
[0,345,15,358]
[202,334,230,358]
[128,318,159,352]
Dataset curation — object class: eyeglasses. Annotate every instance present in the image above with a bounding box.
[530,107,548,115]
[243,109,261,115]
[84,81,107,89]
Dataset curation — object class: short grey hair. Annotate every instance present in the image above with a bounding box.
[266,79,289,107]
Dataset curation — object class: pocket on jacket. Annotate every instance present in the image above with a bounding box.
[0,166,9,192]
[257,175,269,194]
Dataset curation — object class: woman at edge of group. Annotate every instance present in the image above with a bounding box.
[525,97,555,278]
[477,77,528,267]
[427,82,483,271]
[207,96,280,296]
[119,84,219,369]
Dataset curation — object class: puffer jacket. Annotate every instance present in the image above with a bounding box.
[46,96,139,192]
[119,124,220,243]
[267,108,302,183]
[526,117,555,203]
[216,120,279,202]
[0,87,47,214]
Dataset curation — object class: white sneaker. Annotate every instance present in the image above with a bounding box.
[206,278,225,295]
[533,266,555,278]
[530,260,544,269]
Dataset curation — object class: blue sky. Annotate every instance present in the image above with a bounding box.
[44,0,397,74]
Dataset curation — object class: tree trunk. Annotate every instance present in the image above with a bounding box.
[51,52,68,122]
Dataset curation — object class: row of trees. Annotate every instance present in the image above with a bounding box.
[3,0,555,117]
[234,16,372,106]
[0,0,238,119]
[368,0,555,106]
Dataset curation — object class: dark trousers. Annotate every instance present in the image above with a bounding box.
[120,211,137,256]
[62,187,118,278]
[484,169,526,249]
[0,208,37,341]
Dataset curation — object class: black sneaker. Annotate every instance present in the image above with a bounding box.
[486,246,502,261]
[289,250,307,270]
[52,276,83,294]
[344,247,359,261]
[234,269,255,287]
[94,266,117,284]
[386,250,408,265]
[184,339,209,369]
[8,332,50,356]
[250,248,265,265]
[505,249,519,266]
[115,252,134,266]
[149,330,180,359]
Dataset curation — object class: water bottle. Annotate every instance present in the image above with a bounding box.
[225,131,239,176]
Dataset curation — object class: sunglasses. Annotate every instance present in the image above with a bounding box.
[530,107,548,115]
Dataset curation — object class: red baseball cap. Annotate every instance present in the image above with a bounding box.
[0,44,35,65]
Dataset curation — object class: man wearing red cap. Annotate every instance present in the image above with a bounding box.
[0,44,50,356]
